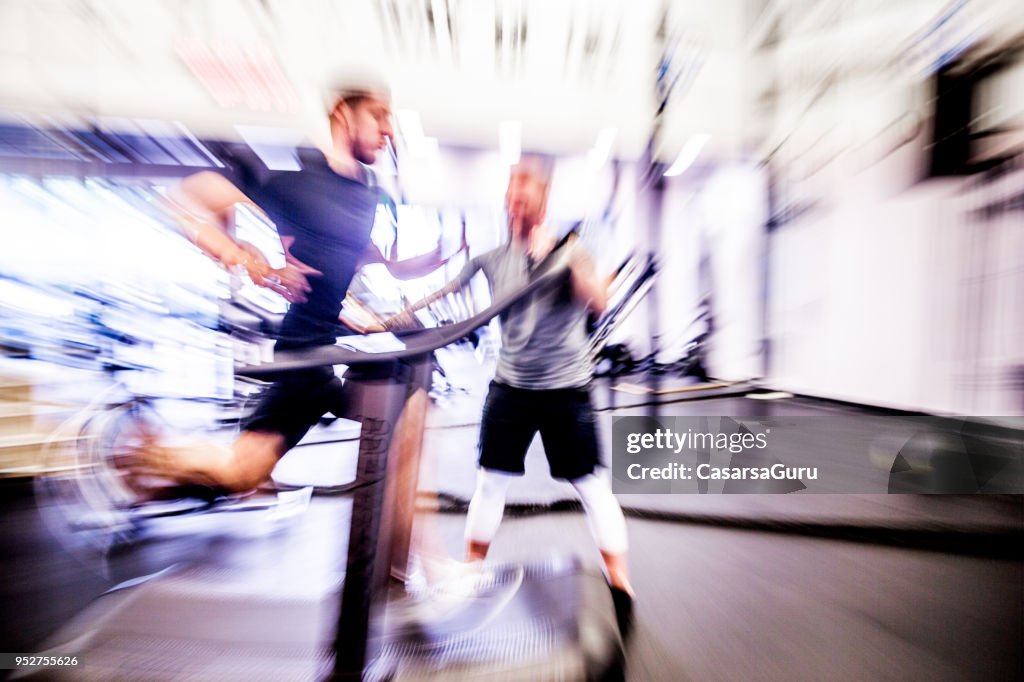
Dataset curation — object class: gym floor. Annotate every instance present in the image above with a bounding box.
[1,354,1021,681]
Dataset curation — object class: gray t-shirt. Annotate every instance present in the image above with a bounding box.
[457,240,592,389]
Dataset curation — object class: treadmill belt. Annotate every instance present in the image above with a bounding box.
[367,555,624,682]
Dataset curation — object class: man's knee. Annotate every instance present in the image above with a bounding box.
[474,468,516,498]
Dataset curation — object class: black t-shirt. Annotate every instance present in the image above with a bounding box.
[211,143,379,349]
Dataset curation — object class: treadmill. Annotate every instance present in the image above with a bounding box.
[24,239,628,681]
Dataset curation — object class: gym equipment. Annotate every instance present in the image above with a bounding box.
[28,235,627,681]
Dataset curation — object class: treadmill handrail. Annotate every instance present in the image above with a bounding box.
[235,238,576,377]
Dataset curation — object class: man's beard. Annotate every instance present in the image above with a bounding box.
[355,145,377,165]
[508,212,539,232]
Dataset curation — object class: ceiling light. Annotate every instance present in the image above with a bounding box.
[499,120,522,166]
[664,133,711,177]
[588,127,617,168]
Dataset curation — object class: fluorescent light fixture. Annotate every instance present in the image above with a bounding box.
[746,391,794,401]
[588,127,617,168]
[377,136,399,175]
[174,121,224,167]
[235,125,303,171]
[664,133,711,177]
[177,38,300,114]
[396,110,440,162]
[396,109,424,142]
[499,120,522,166]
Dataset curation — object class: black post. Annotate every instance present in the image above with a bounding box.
[331,359,413,680]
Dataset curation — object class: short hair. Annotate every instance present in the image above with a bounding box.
[324,67,391,114]
[510,153,555,188]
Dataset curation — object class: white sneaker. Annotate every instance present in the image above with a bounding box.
[393,562,525,637]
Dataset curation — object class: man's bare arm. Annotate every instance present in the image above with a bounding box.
[567,241,608,316]
[381,277,465,331]
[167,172,320,303]
[529,229,607,316]
[357,238,468,281]
[169,172,249,264]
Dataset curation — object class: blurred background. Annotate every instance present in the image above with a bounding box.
[0,1,1022,680]
[0,0,1022,412]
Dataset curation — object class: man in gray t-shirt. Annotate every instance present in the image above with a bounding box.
[391,156,634,622]
[452,233,593,390]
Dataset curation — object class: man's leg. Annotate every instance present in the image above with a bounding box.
[398,376,490,585]
[463,382,535,561]
[569,474,635,638]
[539,389,633,594]
[133,430,287,493]
[385,382,430,582]
[568,473,633,595]
[464,468,517,560]
[125,366,337,495]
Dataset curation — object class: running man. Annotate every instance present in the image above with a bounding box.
[127,72,452,495]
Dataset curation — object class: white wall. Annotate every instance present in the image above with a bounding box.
[652,163,768,381]
[656,180,703,364]
[602,161,768,380]
[766,143,1024,414]
[699,164,768,380]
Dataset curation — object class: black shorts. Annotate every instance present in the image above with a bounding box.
[478,381,600,481]
[243,366,348,451]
